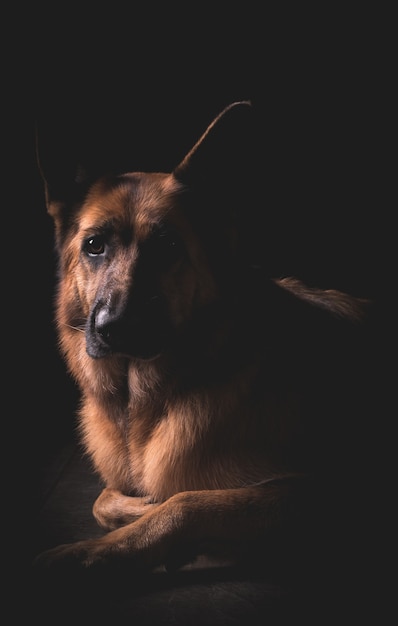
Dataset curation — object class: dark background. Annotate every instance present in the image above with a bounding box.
[10,6,395,560]
[5,7,395,623]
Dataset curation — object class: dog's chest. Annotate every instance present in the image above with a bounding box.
[124,396,278,502]
[124,400,209,499]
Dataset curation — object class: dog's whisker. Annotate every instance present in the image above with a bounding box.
[63,323,85,333]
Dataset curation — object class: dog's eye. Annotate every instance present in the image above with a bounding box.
[145,226,184,265]
[84,235,106,256]
[159,229,180,250]
[158,228,184,262]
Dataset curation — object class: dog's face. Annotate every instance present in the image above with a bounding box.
[41,102,254,363]
[56,172,223,361]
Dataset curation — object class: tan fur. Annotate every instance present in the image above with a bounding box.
[34,101,374,574]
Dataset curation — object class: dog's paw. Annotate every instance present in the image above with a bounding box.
[32,539,105,572]
[31,520,161,574]
[93,488,159,530]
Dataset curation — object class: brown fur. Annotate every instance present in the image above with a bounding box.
[34,102,375,574]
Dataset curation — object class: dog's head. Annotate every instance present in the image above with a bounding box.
[38,101,256,362]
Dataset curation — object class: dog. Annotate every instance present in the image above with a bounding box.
[34,100,378,578]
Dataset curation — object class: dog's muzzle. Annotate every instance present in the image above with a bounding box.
[86,296,170,360]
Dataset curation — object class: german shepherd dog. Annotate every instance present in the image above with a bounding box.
[34,101,377,577]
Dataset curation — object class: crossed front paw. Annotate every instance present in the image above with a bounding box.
[32,538,107,572]
[92,488,159,530]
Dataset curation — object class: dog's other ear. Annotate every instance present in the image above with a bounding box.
[173,101,255,191]
[35,120,96,220]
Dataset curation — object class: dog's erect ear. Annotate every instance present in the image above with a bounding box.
[35,120,98,219]
[173,101,254,189]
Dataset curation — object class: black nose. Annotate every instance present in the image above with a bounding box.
[95,307,116,344]
[93,304,128,352]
